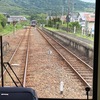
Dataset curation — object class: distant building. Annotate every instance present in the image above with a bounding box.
[8,16,27,23]
[60,15,67,23]
[79,12,95,35]
[70,12,80,22]
[60,12,95,36]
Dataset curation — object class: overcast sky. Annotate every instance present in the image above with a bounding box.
[80,0,95,3]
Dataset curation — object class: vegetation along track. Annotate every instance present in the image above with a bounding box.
[37,28,93,89]
[2,27,31,87]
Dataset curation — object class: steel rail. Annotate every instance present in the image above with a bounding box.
[23,28,31,87]
[3,29,27,75]
[41,29,93,70]
[37,28,92,88]
[0,28,29,87]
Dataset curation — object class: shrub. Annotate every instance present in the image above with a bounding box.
[0,24,3,32]
[0,14,7,28]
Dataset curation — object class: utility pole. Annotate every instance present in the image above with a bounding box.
[61,0,66,25]
[72,1,75,12]
[66,0,71,32]
[61,6,64,25]
[67,0,75,13]
[72,1,76,13]
[67,0,71,13]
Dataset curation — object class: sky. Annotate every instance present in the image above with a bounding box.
[81,0,95,3]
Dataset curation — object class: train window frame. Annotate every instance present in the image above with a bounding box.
[93,0,100,100]
[0,0,100,99]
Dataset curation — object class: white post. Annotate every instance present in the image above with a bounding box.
[74,26,76,33]
[48,50,52,67]
[62,6,64,25]
[82,27,85,35]
[60,81,64,94]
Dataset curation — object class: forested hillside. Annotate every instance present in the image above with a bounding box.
[0,0,95,15]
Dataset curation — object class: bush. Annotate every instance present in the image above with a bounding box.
[0,14,7,28]
[68,22,81,29]
[0,25,3,32]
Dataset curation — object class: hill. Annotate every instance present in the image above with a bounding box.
[0,0,95,15]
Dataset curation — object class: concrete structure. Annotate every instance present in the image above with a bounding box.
[42,28,94,59]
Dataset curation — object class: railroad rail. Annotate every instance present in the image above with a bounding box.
[37,28,93,89]
[0,27,93,99]
[1,27,31,87]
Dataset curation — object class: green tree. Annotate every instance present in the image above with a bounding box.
[30,14,38,20]
[47,17,61,28]
[69,22,81,29]
[0,14,7,28]
[29,13,47,25]
[37,13,46,24]
[48,17,53,27]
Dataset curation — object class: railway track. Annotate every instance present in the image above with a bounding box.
[24,28,87,98]
[0,27,93,98]
[2,27,31,86]
[37,28,93,89]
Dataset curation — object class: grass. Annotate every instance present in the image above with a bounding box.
[75,32,94,41]
[0,25,13,36]
[2,25,13,35]
[0,22,28,36]
[45,27,61,31]
[45,27,94,41]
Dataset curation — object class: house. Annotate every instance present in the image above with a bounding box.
[60,15,67,23]
[8,16,27,23]
[70,12,80,22]
[84,13,95,30]
[79,12,95,36]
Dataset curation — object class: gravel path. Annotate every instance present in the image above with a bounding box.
[26,28,91,99]
[0,28,92,99]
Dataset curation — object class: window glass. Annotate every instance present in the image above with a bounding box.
[0,0,95,99]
